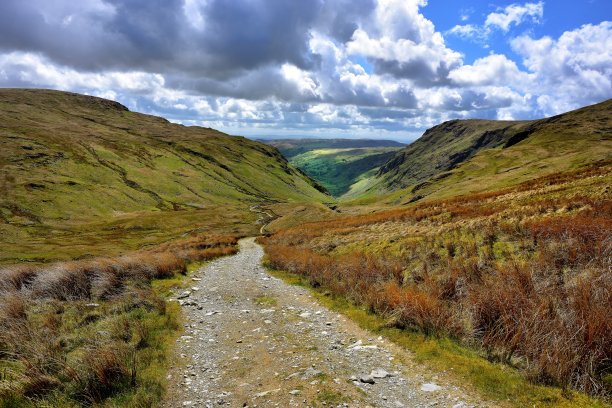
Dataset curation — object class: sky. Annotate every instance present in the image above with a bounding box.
[0,0,610,142]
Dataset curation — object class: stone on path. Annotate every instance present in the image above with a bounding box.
[421,383,442,392]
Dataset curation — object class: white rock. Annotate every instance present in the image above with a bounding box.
[359,375,375,384]
[177,291,191,299]
[371,369,391,378]
[420,383,442,392]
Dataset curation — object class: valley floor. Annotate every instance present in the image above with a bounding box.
[163,238,490,408]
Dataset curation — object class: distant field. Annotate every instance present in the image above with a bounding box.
[263,139,404,196]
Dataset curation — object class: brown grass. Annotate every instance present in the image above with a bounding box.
[0,234,237,301]
[0,233,239,405]
[260,164,612,397]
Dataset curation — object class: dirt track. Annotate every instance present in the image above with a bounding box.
[164,238,490,407]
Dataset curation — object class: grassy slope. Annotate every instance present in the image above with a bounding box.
[263,139,404,196]
[349,99,612,203]
[0,89,328,264]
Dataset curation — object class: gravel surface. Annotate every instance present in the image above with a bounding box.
[164,238,492,408]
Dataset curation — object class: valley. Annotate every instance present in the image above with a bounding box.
[263,139,404,197]
[0,91,610,407]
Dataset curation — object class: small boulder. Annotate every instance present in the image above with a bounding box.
[359,375,375,384]
[370,369,391,379]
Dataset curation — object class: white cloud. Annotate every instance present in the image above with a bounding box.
[346,0,462,83]
[447,24,481,39]
[448,1,544,42]
[460,7,474,22]
[511,21,612,115]
[0,52,165,92]
[280,64,319,99]
[485,2,544,32]
[448,54,531,88]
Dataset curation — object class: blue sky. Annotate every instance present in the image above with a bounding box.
[425,0,611,62]
[0,0,610,142]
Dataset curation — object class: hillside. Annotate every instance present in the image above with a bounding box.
[263,138,404,196]
[261,162,612,403]
[0,89,329,264]
[350,99,612,203]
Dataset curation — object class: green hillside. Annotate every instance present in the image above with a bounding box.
[350,99,612,203]
[263,138,404,196]
[0,89,329,264]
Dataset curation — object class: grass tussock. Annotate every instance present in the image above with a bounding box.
[0,234,238,407]
[260,163,612,401]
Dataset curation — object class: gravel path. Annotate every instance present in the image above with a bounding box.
[164,238,492,408]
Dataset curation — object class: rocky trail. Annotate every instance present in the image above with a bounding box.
[164,238,491,408]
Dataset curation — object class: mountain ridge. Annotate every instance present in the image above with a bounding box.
[351,98,612,203]
[0,88,329,263]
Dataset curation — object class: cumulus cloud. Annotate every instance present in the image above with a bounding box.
[448,54,531,88]
[346,0,462,84]
[511,21,612,115]
[485,1,544,32]
[0,0,609,140]
[448,1,544,42]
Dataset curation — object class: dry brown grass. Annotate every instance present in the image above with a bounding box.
[261,164,612,397]
[0,234,237,302]
[0,233,239,405]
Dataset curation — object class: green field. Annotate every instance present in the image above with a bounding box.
[263,139,404,196]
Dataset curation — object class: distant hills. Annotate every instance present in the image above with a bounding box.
[350,99,612,203]
[262,138,404,196]
[0,89,328,263]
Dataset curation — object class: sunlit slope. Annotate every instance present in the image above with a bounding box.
[351,99,612,203]
[0,89,328,263]
[264,139,404,196]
